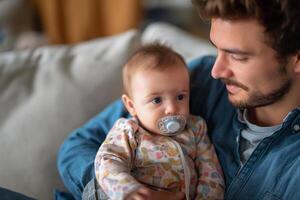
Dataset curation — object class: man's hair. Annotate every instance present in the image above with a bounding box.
[192,0,300,59]
[122,43,187,96]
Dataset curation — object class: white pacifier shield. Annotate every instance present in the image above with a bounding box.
[166,121,180,132]
[157,115,186,136]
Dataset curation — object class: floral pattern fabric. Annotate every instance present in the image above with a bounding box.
[95,115,224,200]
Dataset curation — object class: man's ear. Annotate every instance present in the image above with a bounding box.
[122,94,137,116]
[293,52,300,73]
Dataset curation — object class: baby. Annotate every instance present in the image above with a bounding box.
[94,43,224,200]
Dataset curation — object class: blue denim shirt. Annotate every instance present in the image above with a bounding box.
[57,55,300,200]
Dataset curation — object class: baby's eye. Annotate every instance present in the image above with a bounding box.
[152,97,162,104]
[177,94,185,101]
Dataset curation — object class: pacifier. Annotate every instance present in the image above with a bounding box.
[157,115,186,136]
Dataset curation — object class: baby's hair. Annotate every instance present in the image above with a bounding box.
[122,42,188,96]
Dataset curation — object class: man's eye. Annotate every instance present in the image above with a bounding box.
[152,97,162,104]
[231,54,248,61]
[177,94,185,101]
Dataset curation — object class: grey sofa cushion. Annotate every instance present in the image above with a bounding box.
[142,22,216,61]
[0,30,139,199]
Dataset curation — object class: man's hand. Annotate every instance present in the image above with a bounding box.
[124,186,185,200]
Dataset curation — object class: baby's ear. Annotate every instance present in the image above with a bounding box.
[122,94,137,116]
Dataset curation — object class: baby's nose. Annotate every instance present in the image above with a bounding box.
[165,103,177,115]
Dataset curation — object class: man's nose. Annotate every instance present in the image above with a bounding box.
[211,52,233,79]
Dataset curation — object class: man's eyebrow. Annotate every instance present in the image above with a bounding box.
[209,39,254,55]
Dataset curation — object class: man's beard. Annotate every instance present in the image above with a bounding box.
[221,64,292,109]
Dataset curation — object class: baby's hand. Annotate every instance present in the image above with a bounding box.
[124,187,185,200]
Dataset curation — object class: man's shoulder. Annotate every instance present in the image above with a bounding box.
[188,56,231,116]
[188,55,217,88]
[188,55,216,66]
[188,55,216,73]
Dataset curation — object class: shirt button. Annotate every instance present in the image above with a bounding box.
[293,124,300,131]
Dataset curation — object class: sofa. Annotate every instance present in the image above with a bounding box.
[0,22,216,199]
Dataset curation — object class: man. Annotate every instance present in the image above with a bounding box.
[58,0,300,199]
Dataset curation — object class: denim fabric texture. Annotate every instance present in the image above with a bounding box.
[0,187,36,200]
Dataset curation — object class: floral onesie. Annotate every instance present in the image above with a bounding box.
[95,115,224,200]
